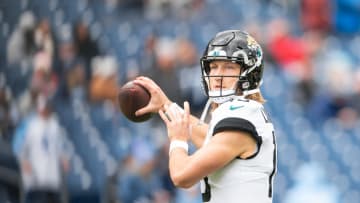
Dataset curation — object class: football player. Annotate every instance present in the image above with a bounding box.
[134,30,277,203]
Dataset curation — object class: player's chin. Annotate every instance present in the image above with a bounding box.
[212,86,225,90]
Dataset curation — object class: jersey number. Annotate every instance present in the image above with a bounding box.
[202,177,211,202]
[261,108,277,198]
[260,108,271,123]
[268,131,277,198]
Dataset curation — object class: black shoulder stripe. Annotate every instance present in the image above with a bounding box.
[213,117,262,159]
[213,117,257,137]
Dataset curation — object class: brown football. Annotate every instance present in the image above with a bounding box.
[117,81,152,122]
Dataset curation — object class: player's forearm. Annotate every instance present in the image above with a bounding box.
[189,115,208,149]
[169,148,197,188]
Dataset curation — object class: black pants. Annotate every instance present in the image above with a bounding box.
[0,184,20,203]
[25,190,61,203]
[0,140,21,203]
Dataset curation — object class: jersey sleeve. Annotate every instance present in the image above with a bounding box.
[213,117,262,146]
[211,99,268,158]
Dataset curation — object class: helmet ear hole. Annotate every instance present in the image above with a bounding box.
[235,78,250,94]
[242,81,250,89]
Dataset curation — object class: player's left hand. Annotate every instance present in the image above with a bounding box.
[159,101,191,142]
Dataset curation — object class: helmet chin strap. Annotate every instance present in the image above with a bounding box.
[199,99,212,124]
[208,88,260,104]
[208,89,236,104]
[242,88,260,96]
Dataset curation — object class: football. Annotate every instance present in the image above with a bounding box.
[117,81,152,122]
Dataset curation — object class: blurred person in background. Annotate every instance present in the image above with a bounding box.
[30,51,58,99]
[135,30,277,203]
[89,56,120,105]
[73,21,100,83]
[18,95,69,203]
[16,51,57,122]
[34,18,56,61]
[266,18,308,78]
[6,11,37,66]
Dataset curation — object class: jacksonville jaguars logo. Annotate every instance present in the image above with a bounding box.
[247,35,263,59]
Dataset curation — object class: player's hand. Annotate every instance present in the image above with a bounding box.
[159,101,191,141]
[134,76,172,116]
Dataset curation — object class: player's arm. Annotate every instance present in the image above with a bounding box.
[134,76,208,147]
[170,130,256,188]
[159,102,257,188]
[18,132,32,175]
[189,115,208,148]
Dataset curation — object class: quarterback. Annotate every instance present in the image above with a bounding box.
[134,30,277,203]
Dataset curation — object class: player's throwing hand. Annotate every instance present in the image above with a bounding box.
[134,76,172,116]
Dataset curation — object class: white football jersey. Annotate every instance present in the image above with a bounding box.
[21,114,65,191]
[200,97,277,203]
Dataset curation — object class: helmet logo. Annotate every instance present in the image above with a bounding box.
[247,35,262,59]
[247,35,258,47]
[213,51,220,56]
[208,49,227,57]
[242,81,250,89]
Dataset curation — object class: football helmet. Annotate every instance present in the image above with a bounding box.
[200,30,264,103]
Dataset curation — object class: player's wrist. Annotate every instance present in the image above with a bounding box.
[169,140,189,156]
[163,102,185,113]
[161,100,173,112]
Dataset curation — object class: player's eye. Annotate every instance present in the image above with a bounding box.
[209,65,218,72]
[225,65,236,70]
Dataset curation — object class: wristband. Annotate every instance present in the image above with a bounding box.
[169,140,188,155]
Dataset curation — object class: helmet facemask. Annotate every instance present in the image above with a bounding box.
[201,66,248,104]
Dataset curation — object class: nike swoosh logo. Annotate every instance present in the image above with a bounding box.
[229,105,244,110]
